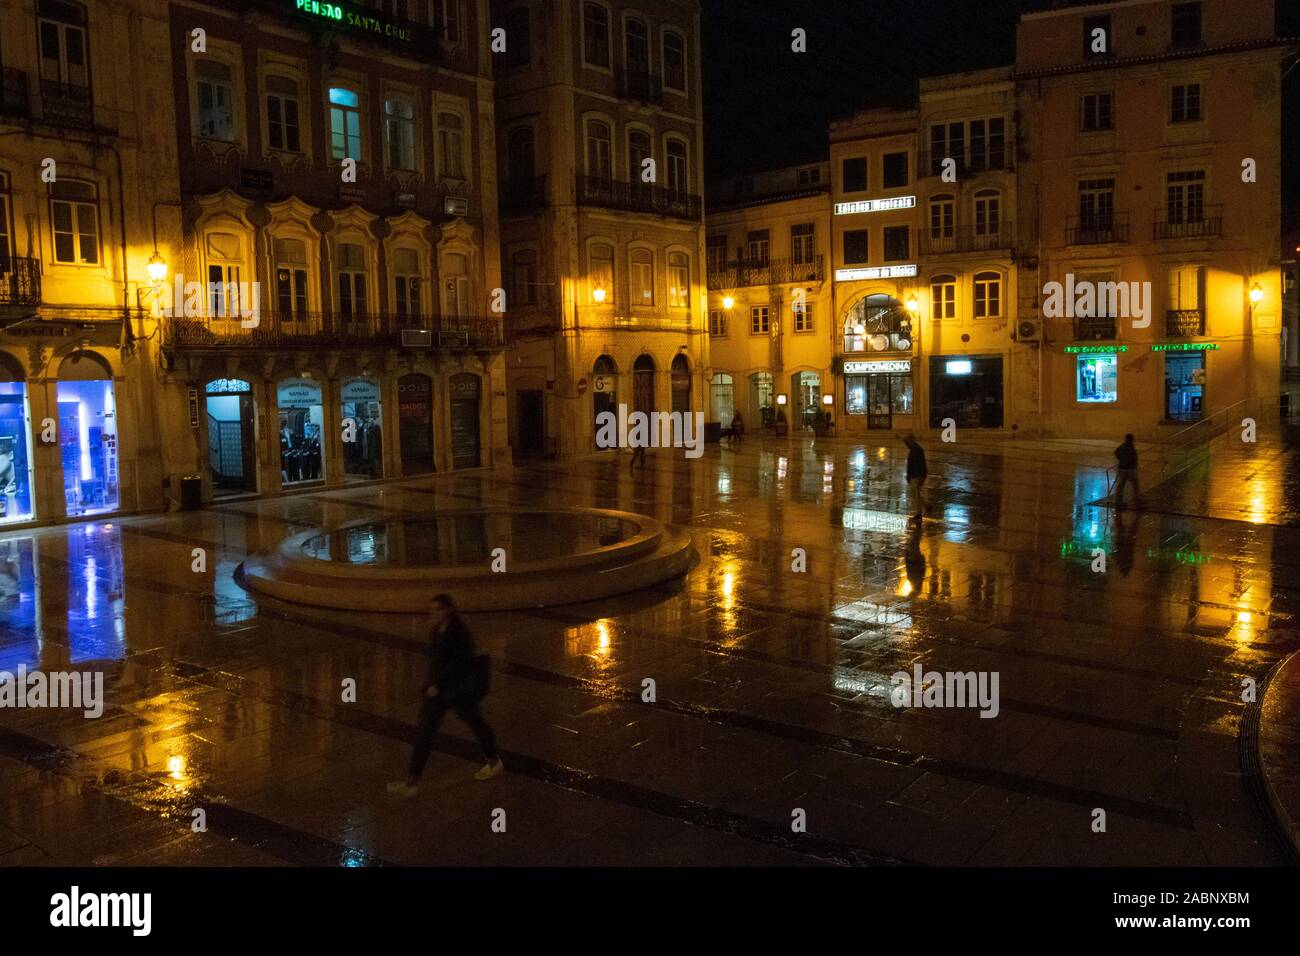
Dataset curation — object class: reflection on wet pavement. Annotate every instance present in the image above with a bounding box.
[0,429,1297,866]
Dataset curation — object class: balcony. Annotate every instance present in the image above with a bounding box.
[707,255,824,290]
[0,257,41,308]
[0,67,29,118]
[918,150,1012,178]
[921,222,1015,255]
[1154,205,1223,240]
[39,78,92,128]
[576,175,701,221]
[1066,212,1129,245]
[618,68,663,105]
[1073,314,1117,341]
[1165,309,1206,337]
[500,175,547,213]
[167,312,508,351]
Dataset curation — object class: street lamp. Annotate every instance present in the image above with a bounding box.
[147,252,168,287]
[1249,283,1264,308]
[722,295,735,310]
[593,286,607,304]
[905,293,919,314]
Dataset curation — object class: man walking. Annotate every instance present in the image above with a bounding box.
[903,433,927,520]
[1113,433,1141,510]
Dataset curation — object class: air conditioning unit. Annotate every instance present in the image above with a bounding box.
[444,196,469,217]
[1014,320,1041,342]
[438,329,470,349]
[401,329,433,348]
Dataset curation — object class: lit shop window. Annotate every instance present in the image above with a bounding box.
[1077,354,1117,403]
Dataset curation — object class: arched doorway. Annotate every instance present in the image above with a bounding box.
[670,354,690,415]
[449,372,481,469]
[205,378,256,495]
[341,377,383,479]
[398,373,435,474]
[56,351,119,517]
[592,355,617,445]
[633,354,655,414]
[749,371,774,427]
[277,378,324,485]
[792,371,821,429]
[0,352,34,523]
[710,372,734,425]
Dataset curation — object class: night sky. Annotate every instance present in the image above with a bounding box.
[701,0,1300,229]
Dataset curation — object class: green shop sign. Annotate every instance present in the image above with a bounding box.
[1064,345,1128,354]
[1150,342,1221,352]
[291,0,419,45]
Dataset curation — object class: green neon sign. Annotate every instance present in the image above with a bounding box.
[296,0,343,21]
[292,0,417,44]
[1151,342,1220,352]
[1064,345,1128,354]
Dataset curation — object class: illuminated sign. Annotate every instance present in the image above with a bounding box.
[1150,342,1220,352]
[945,360,973,375]
[292,0,416,44]
[835,264,918,281]
[843,360,912,374]
[1063,345,1128,353]
[834,196,917,215]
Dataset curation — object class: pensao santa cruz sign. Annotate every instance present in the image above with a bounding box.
[289,0,423,47]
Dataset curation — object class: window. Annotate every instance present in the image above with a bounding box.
[433,0,460,43]
[706,235,727,272]
[583,3,610,67]
[791,223,815,265]
[882,152,909,189]
[1083,14,1111,58]
[442,252,468,316]
[968,118,1005,171]
[973,271,1001,319]
[266,75,301,152]
[663,31,686,92]
[384,96,416,170]
[586,119,612,178]
[1081,92,1113,131]
[974,189,1000,239]
[630,249,654,305]
[1171,83,1201,122]
[0,173,12,268]
[929,123,964,175]
[666,140,688,196]
[589,242,614,303]
[883,226,909,262]
[930,275,956,320]
[1078,178,1115,231]
[437,111,465,179]
[625,18,650,74]
[709,309,727,337]
[843,229,868,264]
[38,0,89,90]
[628,129,651,183]
[392,247,421,320]
[1077,354,1118,403]
[274,237,309,318]
[197,61,236,141]
[797,166,820,186]
[50,179,99,265]
[793,300,813,333]
[329,86,362,160]
[1166,170,1205,224]
[336,242,368,318]
[668,252,689,309]
[929,195,954,239]
[1168,264,1205,311]
[512,249,538,306]
[842,157,868,193]
[750,306,770,335]
[502,7,530,68]
[506,126,535,183]
[1171,2,1202,48]
[205,231,243,316]
[746,229,769,265]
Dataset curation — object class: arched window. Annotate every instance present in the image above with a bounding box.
[384,95,416,170]
[588,242,614,304]
[843,294,910,352]
[628,129,652,183]
[512,248,538,306]
[392,247,421,321]
[204,230,245,317]
[197,60,236,141]
[974,189,1001,244]
[50,179,100,265]
[329,86,362,161]
[266,75,301,152]
[666,139,688,196]
[663,31,686,92]
[437,111,465,179]
[671,353,690,415]
[973,271,1002,318]
[586,119,612,178]
[442,252,469,316]
[336,241,368,318]
[625,17,650,74]
[274,237,310,319]
[583,3,610,68]
[929,193,954,242]
[593,354,617,434]
[632,354,655,414]
[668,252,689,309]
[630,248,654,306]
[929,274,956,321]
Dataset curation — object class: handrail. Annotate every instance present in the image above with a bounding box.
[1156,394,1287,481]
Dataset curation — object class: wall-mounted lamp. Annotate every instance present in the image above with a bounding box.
[1249,283,1264,309]
[722,295,735,310]
[776,393,788,406]
[592,286,607,304]
[822,393,834,406]
[905,293,919,314]
[147,251,168,287]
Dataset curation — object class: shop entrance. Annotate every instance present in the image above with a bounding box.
[710,373,734,424]
[591,355,616,451]
[1164,352,1205,422]
[0,354,35,524]
[868,375,893,429]
[341,377,383,480]
[449,373,481,470]
[633,355,655,414]
[671,354,691,415]
[793,371,821,429]
[398,373,435,475]
[277,378,324,485]
[205,378,256,495]
[57,352,119,517]
[929,356,1004,428]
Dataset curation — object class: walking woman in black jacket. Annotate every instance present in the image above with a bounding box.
[388,594,503,797]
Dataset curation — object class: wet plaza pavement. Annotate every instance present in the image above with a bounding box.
[1,427,1299,866]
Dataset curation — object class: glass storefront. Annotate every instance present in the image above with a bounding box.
[449,373,481,470]
[710,372,734,424]
[1164,352,1205,422]
[277,378,324,485]
[57,366,119,517]
[0,378,34,523]
[398,373,435,474]
[341,377,383,479]
[750,371,774,426]
[205,378,256,494]
[844,360,912,429]
[1076,353,1118,404]
[794,372,821,428]
[930,355,1003,428]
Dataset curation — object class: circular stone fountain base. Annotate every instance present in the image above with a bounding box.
[236,507,694,612]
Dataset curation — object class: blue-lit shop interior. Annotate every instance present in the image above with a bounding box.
[0,359,35,524]
[57,353,119,518]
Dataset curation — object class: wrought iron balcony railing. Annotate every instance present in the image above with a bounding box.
[1165,309,1206,337]
[39,78,92,127]
[500,174,547,212]
[918,149,1012,178]
[167,312,508,350]
[1066,212,1129,245]
[921,222,1016,255]
[1154,205,1223,240]
[618,68,663,104]
[1073,314,1118,341]
[707,255,824,290]
[0,257,41,308]
[576,175,702,221]
[0,67,29,118]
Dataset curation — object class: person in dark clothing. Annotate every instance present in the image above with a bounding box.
[730,411,744,445]
[903,433,928,519]
[388,594,502,797]
[1113,433,1141,510]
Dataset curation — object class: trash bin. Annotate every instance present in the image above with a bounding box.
[179,474,203,511]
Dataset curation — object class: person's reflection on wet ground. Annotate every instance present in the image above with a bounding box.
[1114,509,1138,576]
[903,520,926,594]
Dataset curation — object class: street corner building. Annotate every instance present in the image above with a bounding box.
[704,0,1293,443]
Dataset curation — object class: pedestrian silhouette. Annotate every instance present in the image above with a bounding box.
[1113,433,1141,510]
[903,433,928,519]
